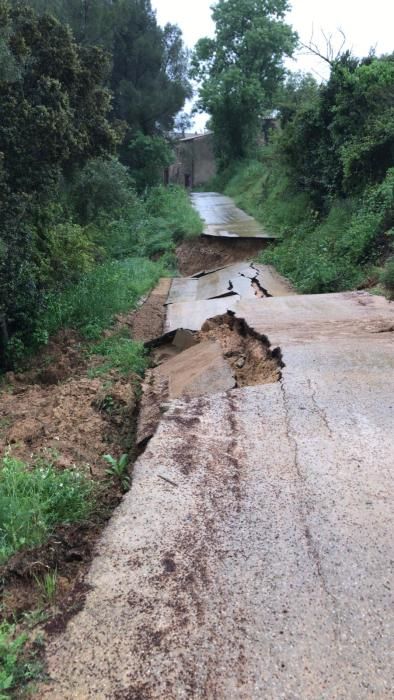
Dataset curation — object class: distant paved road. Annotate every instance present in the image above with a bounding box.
[191,191,280,239]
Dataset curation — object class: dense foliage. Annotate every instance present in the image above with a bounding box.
[25,0,191,176]
[215,52,394,294]
[191,0,296,166]
[0,0,196,369]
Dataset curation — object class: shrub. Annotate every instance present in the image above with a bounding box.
[380,257,394,298]
[69,158,136,226]
[122,133,174,192]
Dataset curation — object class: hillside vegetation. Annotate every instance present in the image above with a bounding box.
[208,55,394,295]
[193,1,394,297]
[0,0,200,371]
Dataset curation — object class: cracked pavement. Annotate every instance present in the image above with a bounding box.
[38,278,394,698]
[36,185,394,699]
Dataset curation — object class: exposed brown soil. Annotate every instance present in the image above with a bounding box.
[127,278,171,342]
[1,374,136,471]
[136,313,282,446]
[198,312,283,387]
[0,325,140,627]
[176,236,271,276]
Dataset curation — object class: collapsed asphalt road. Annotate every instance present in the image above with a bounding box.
[37,255,394,699]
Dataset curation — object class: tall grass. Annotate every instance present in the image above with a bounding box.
[37,257,167,342]
[215,157,394,294]
[0,454,95,564]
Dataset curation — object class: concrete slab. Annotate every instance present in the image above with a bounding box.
[165,297,239,332]
[237,291,394,345]
[165,291,393,335]
[166,277,199,304]
[167,263,256,305]
[155,340,235,399]
[191,192,280,239]
[39,330,394,696]
[253,263,296,296]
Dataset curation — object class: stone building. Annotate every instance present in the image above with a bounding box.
[166,132,217,188]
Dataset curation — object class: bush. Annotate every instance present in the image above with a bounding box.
[37,257,168,341]
[2,157,202,368]
[0,454,95,564]
[93,185,202,261]
[69,158,136,226]
[122,133,174,192]
[380,257,394,298]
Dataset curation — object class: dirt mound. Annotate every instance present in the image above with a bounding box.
[137,313,282,446]
[0,326,139,626]
[176,236,270,276]
[199,312,282,387]
[128,278,171,342]
[1,374,136,473]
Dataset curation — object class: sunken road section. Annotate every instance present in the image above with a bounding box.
[136,312,283,446]
[36,290,394,699]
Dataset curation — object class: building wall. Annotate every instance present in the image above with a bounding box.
[167,133,217,188]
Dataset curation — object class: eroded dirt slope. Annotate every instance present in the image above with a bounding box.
[176,237,269,276]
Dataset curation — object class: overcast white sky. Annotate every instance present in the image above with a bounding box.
[152,0,393,129]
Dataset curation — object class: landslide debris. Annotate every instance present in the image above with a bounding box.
[137,312,282,446]
[0,322,140,625]
[198,312,282,387]
[176,237,268,276]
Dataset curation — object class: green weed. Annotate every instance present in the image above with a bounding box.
[37,257,167,342]
[104,454,130,492]
[0,454,95,564]
[33,571,58,608]
[88,333,148,377]
[0,621,42,698]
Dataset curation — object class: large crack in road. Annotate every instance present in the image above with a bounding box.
[37,201,394,699]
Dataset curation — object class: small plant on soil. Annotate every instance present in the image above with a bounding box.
[33,571,58,608]
[88,333,149,377]
[21,610,48,630]
[0,621,42,698]
[0,454,95,564]
[104,454,130,492]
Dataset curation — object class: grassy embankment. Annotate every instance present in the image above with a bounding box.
[0,183,202,696]
[209,154,394,297]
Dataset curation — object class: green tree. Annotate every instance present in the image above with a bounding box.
[20,0,115,46]
[278,52,394,206]
[22,0,192,184]
[111,2,191,133]
[0,0,117,365]
[191,0,297,165]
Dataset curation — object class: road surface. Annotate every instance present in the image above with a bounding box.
[37,200,394,699]
[191,192,280,239]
